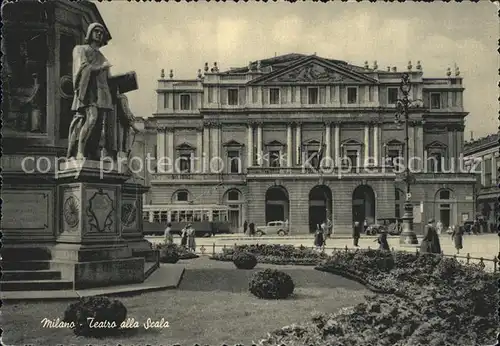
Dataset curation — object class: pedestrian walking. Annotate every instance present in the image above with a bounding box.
[249,222,255,237]
[375,229,390,251]
[451,225,464,254]
[420,218,441,254]
[326,218,333,238]
[243,220,248,235]
[186,224,196,252]
[314,224,324,250]
[352,221,361,247]
[363,219,368,234]
[436,220,443,235]
[164,222,173,245]
[180,226,188,248]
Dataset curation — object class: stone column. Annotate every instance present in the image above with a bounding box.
[203,125,210,172]
[156,128,165,171]
[295,123,302,165]
[211,124,221,171]
[167,129,174,171]
[257,123,263,166]
[364,125,370,166]
[196,128,203,173]
[492,154,497,185]
[334,123,340,165]
[325,122,331,165]
[287,123,293,167]
[247,123,254,168]
[481,157,486,186]
[373,124,379,166]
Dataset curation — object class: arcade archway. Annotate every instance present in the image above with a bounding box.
[308,185,333,232]
[352,185,376,224]
[265,186,289,223]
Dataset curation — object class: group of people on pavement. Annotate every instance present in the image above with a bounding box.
[243,220,256,236]
[163,223,197,252]
[313,219,334,249]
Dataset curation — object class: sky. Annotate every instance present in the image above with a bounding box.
[95,1,498,140]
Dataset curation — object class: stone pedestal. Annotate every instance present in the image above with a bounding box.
[53,159,146,289]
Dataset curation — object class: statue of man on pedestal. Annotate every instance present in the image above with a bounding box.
[67,22,114,161]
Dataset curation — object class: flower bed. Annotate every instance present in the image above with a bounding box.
[210,244,328,265]
[153,243,199,260]
[257,250,498,346]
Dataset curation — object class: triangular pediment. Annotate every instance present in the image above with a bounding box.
[249,56,378,85]
[303,139,321,146]
[342,138,363,146]
[176,142,195,150]
[223,140,243,147]
[265,140,285,146]
[426,140,447,149]
[386,139,404,146]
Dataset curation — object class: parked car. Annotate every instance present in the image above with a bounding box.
[255,221,289,236]
[365,218,403,235]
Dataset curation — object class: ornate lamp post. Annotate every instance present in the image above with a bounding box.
[395,73,419,245]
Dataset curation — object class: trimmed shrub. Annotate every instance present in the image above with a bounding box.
[249,269,295,299]
[233,251,257,269]
[159,244,180,263]
[63,296,127,337]
[154,242,198,260]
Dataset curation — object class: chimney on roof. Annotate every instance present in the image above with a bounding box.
[392,66,397,72]
[470,131,474,141]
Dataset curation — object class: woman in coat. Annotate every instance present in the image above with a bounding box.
[186,224,196,252]
[376,230,390,251]
[314,224,324,249]
[163,222,173,245]
[451,225,463,254]
[180,226,188,248]
[352,221,361,247]
[420,218,441,254]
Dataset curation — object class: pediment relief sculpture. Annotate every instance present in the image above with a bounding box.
[265,140,285,147]
[426,140,448,149]
[223,139,244,147]
[271,63,357,83]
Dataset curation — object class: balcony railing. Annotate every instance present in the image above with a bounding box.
[247,165,396,176]
[151,173,246,182]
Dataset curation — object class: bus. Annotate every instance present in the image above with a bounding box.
[142,204,233,237]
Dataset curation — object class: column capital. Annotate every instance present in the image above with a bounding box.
[195,126,204,132]
[294,121,302,127]
[324,120,332,126]
[156,127,166,133]
[165,127,174,133]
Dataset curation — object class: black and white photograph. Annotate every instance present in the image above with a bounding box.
[1,0,498,345]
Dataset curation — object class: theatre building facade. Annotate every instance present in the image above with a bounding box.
[133,53,476,233]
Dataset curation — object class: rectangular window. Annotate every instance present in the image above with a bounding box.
[308,88,319,104]
[269,150,281,167]
[227,150,240,173]
[368,86,374,102]
[307,150,319,168]
[269,88,280,105]
[163,93,168,108]
[180,94,191,110]
[346,149,358,167]
[347,87,358,104]
[179,153,192,173]
[430,93,441,109]
[395,205,401,218]
[386,149,400,167]
[428,152,442,172]
[484,158,492,187]
[387,87,399,104]
[228,89,239,105]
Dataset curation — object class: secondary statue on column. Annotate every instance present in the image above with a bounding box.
[67,22,114,161]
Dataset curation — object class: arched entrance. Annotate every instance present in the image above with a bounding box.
[265,186,289,223]
[352,185,376,224]
[308,185,333,232]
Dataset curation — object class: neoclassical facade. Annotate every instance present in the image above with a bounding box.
[133,53,476,233]
[464,133,499,231]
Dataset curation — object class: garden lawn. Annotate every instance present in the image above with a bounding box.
[1,257,370,346]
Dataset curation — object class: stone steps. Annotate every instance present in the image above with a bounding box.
[2,270,62,281]
[0,279,74,291]
[1,260,52,271]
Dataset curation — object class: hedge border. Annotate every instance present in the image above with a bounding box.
[209,255,321,266]
[314,266,408,298]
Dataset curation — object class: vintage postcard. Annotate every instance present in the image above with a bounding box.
[1,0,498,345]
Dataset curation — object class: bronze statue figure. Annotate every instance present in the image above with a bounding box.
[67,22,113,160]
